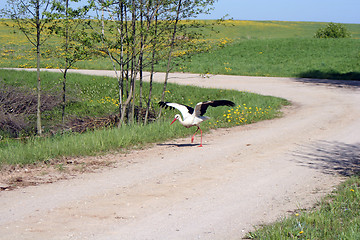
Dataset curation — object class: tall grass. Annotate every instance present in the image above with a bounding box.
[0,120,184,165]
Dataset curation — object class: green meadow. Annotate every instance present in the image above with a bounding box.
[158,21,360,79]
[166,38,360,79]
[1,19,359,79]
[196,20,360,39]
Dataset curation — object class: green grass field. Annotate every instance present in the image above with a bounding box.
[164,38,360,79]
[1,19,359,79]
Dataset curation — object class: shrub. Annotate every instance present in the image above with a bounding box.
[314,22,351,38]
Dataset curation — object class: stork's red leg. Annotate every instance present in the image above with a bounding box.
[191,126,200,143]
[198,127,203,147]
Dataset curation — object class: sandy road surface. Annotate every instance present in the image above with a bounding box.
[1,70,360,239]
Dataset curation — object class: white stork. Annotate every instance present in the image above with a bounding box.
[159,100,235,147]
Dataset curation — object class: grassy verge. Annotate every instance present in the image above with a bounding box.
[246,176,360,239]
[0,120,184,165]
[0,69,289,166]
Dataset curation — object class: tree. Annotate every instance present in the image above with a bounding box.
[159,0,182,114]
[158,0,216,117]
[88,0,217,125]
[2,0,55,135]
[144,0,160,124]
[90,0,160,125]
[50,0,92,124]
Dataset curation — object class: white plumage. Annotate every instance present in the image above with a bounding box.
[159,100,235,147]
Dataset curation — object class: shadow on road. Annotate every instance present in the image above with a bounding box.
[157,143,200,147]
[298,70,360,81]
[293,140,360,176]
[295,78,360,88]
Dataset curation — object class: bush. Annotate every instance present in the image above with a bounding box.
[314,22,351,38]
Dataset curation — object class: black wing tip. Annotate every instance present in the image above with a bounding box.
[158,101,175,110]
[222,100,235,107]
[228,101,236,107]
[213,100,235,107]
[158,101,168,108]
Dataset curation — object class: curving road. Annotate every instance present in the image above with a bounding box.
[0,70,359,239]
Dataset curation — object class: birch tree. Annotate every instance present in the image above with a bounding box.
[50,0,92,123]
[88,0,217,124]
[158,0,216,117]
[2,0,55,136]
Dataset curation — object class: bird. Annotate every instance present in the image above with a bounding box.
[159,100,235,147]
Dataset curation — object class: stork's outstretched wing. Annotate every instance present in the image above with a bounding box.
[195,100,235,116]
[159,101,194,119]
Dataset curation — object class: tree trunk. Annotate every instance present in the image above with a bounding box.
[138,0,144,109]
[158,0,182,118]
[61,0,69,125]
[117,0,125,127]
[36,0,42,136]
[130,0,137,124]
[62,68,68,124]
[144,11,159,124]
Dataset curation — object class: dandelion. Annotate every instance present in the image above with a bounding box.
[350,189,355,192]
[225,67,232,72]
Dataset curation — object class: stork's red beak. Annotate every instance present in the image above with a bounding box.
[170,118,177,125]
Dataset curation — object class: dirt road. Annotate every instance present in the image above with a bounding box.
[1,70,359,239]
